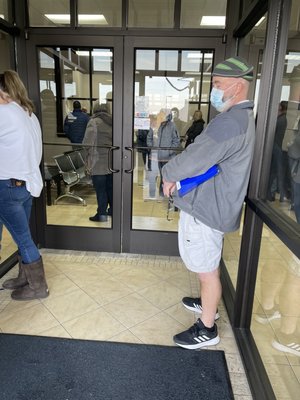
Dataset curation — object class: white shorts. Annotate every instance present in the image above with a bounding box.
[178,211,224,273]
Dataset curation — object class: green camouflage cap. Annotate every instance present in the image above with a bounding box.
[212,56,254,81]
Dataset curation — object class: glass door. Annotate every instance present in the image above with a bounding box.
[122,37,225,254]
[26,35,224,255]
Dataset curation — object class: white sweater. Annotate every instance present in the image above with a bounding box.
[0,101,43,197]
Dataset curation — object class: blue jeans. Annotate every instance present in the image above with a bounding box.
[0,180,40,264]
[92,174,113,216]
[293,181,300,224]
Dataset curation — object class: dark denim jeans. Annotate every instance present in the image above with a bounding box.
[0,180,40,263]
[92,174,113,216]
[293,181,300,223]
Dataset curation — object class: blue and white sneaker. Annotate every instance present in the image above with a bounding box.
[182,297,220,320]
[173,318,220,350]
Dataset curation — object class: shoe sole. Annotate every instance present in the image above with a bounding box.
[182,303,220,320]
[272,340,300,357]
[174,335,220,350]
[254,311,281,324]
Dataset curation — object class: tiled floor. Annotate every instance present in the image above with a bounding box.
[0,249,252,399]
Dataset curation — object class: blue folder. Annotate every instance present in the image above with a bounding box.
[176,164,220,197]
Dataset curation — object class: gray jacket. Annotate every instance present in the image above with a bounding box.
[162,101,256,232]
[83,111,112,175]
[147,120,180,161]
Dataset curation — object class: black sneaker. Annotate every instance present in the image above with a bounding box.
[182,297,220,320]
[272,332,300,357]
[173,318,220,350]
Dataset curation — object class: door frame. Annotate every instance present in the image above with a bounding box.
[25,34,124,253]
[122,36,225,255]
[25,34,225,255]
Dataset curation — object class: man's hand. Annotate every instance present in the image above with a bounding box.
[163,180,176,197]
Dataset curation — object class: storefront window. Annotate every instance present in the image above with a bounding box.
[180,0,227,29]
[28,0,70,27]
[77,0,122,27]
[251,224,300,398]
[222,13,267,289]
[128,0,175,28]
[265,0,300,226]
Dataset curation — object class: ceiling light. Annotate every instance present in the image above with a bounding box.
[0,14,4,19]
[76,50,112,57]
[45,14,107,25]
[255,17,265,27]
[200,16,226,27]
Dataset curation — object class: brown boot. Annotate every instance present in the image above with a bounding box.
[2,255,27,290]
[11,257,49,301]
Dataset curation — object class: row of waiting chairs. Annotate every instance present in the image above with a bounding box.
[53,149,88,206]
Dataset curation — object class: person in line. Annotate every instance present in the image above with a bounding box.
[64,100,90,144]
[136,129,152,171]
[0,70,49,300]
[162,56,256,349]
[83,102,113,222]
[185,109,205,148]
[148,109,180,197]
[267,101,288,202]
[171,107,186,143]
[288,118,300,223]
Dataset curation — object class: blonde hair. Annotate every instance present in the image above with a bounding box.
[193,110,202,121]
[0,70,34,115]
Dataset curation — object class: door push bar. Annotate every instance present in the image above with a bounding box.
[108,146,120,173]
[124,147,134,173]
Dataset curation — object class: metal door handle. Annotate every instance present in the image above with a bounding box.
[124,147,134,173]
[108,146,120,173]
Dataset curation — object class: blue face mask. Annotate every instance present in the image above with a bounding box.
[210,83,237,112]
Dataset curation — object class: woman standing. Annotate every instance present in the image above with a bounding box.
[185,110,205,148]
[0,70,49,300]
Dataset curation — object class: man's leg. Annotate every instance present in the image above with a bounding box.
[199,268,222,328]
[174,211,223,349]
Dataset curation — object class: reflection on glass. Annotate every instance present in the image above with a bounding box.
[223,13,267,287]
[39,47,113,228]
[28,0,70,27]
[180,0,227,29]
[132,48,213,231]
[265,1,300,225]
[251,224,300,397]
[128,0,175,28]
[0,0,8,21]
[77,0,122,27]
[0,30,11,72]
[0,224,17,264]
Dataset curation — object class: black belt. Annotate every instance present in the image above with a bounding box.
[10,179,26,187]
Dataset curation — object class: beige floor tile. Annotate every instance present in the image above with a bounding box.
[39,324,72,338]
[42,288,99,323]
[116,268,161,292]
[164,303,196,327]
[230,373,253,397]
[108,330,142,344]
[63,308,126,340]
[138,280,186,310]
[0,303,59,335]
[265,363,300,399]
[130,312,185,346]
[103,292,160,328]
[81,276,133,305]
[41,273,80,298]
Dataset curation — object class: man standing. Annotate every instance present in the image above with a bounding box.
[64,100,90,144]
[162,56,256,349]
